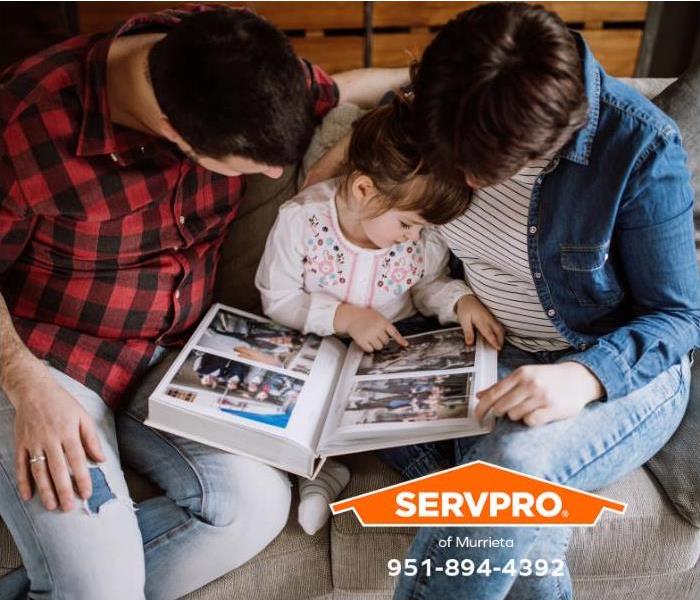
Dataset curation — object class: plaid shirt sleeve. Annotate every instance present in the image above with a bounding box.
[300,59,339,120]
[0,137,35,276]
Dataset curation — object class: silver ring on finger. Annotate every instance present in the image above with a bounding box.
[29,454,47,465]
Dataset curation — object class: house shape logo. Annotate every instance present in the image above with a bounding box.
[331,460,626,527]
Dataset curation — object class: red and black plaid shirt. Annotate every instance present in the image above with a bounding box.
[0,6,338,408]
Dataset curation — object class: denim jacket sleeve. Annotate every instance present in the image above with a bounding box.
[570,131,700,400]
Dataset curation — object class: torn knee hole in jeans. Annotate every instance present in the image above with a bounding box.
[82,466,133,516]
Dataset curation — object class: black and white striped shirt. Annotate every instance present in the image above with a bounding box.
[441,160,571,352]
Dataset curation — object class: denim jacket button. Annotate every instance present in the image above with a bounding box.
[529,226,537,234]
[534,272,542,279]
[547,308,556,317]
[579,343,588,350]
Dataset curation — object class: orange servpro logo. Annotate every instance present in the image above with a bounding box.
[330,460,625,527]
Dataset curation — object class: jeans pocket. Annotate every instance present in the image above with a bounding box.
[560,243,624,307]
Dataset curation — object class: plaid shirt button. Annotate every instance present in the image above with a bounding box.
[174,290,181,300]
[110,153,119,163]
[179,216,186,225]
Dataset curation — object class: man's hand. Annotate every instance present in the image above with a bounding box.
[474,361,604,426]
[455,294,505,350]
[303,132,350,189]
[333,304,408,352]
[6,356,105,512]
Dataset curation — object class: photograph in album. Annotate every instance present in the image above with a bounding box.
[167,349,304,428]
[196,308,322,376]
[357,327,476,376]
[340,372,474,428]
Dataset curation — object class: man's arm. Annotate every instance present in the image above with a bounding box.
[301,67,410,186]
[0,292,43,396]
[333,67,410,108]
[0,291,105,512]
[0,137,103,512]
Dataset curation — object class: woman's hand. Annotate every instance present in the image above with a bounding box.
[6,356,105,512]
[334,304,408,352]
[474,361,604,426]
[455,294,505,350]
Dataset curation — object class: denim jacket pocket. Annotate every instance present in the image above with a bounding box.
[560,244,624,307]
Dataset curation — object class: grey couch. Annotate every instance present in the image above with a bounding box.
[1,78,698,600]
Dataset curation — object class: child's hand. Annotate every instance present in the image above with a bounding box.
[455,294,505,350]
[334,304,408,353]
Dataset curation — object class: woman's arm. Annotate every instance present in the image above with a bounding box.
[569,131,700,400]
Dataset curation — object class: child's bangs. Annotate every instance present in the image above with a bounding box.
[385,175,472,225]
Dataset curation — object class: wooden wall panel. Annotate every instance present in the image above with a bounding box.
[372,32,433,69]
[77,2,649,76]
[290,37,364,73]
[78,2,364,34]
[372,2,647,28]
[581,30,644,77]
[373,2,478,28]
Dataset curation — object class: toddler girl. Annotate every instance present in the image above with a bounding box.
[256,99,503,534]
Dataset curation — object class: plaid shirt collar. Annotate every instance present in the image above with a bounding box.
[76,7,206,158]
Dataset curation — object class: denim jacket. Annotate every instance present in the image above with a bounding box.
[535,34,700,399]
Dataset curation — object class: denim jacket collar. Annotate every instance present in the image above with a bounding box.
[557,32,601,166]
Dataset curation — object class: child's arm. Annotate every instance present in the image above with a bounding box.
[255,206,341,336]
[412,230,505,349]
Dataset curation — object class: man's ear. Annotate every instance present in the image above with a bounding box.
[158,116,190,152]
[350,174,377,209]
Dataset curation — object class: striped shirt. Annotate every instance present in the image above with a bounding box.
[441,159,571,353]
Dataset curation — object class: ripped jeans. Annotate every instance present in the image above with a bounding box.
[0,358,292,600]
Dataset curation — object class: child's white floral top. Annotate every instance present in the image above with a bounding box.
[255,180,469,336]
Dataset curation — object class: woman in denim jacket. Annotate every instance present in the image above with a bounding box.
[374,3,700,600]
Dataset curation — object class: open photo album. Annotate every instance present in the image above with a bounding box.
[146,303,498,478]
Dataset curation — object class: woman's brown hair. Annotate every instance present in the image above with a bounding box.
[412,2,588,187]
[340,97,472,225]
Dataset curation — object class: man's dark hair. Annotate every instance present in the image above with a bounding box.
[413,2,588,187]
[149,9,315,165]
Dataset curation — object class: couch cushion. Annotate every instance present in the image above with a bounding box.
[638,65,700,528]
[213,166,300,313]
[330,454,700,593]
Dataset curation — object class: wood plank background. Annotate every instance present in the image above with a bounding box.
[77,1,648,76]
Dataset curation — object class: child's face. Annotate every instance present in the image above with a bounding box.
[361,209,427,249]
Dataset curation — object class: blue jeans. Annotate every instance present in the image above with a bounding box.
[0,354,291,599]
[378,343,691,600]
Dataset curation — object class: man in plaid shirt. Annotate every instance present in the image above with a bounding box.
[0,6,408,598]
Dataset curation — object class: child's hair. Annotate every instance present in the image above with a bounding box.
[340,97,472,225]
[341,95,471,225]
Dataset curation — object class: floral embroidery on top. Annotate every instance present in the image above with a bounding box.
[377,242,425,296]
[301,205,426,299]
[303,212,346,288]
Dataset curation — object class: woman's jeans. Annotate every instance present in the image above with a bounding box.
[0,355,291,600]
[379,342,692,600]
